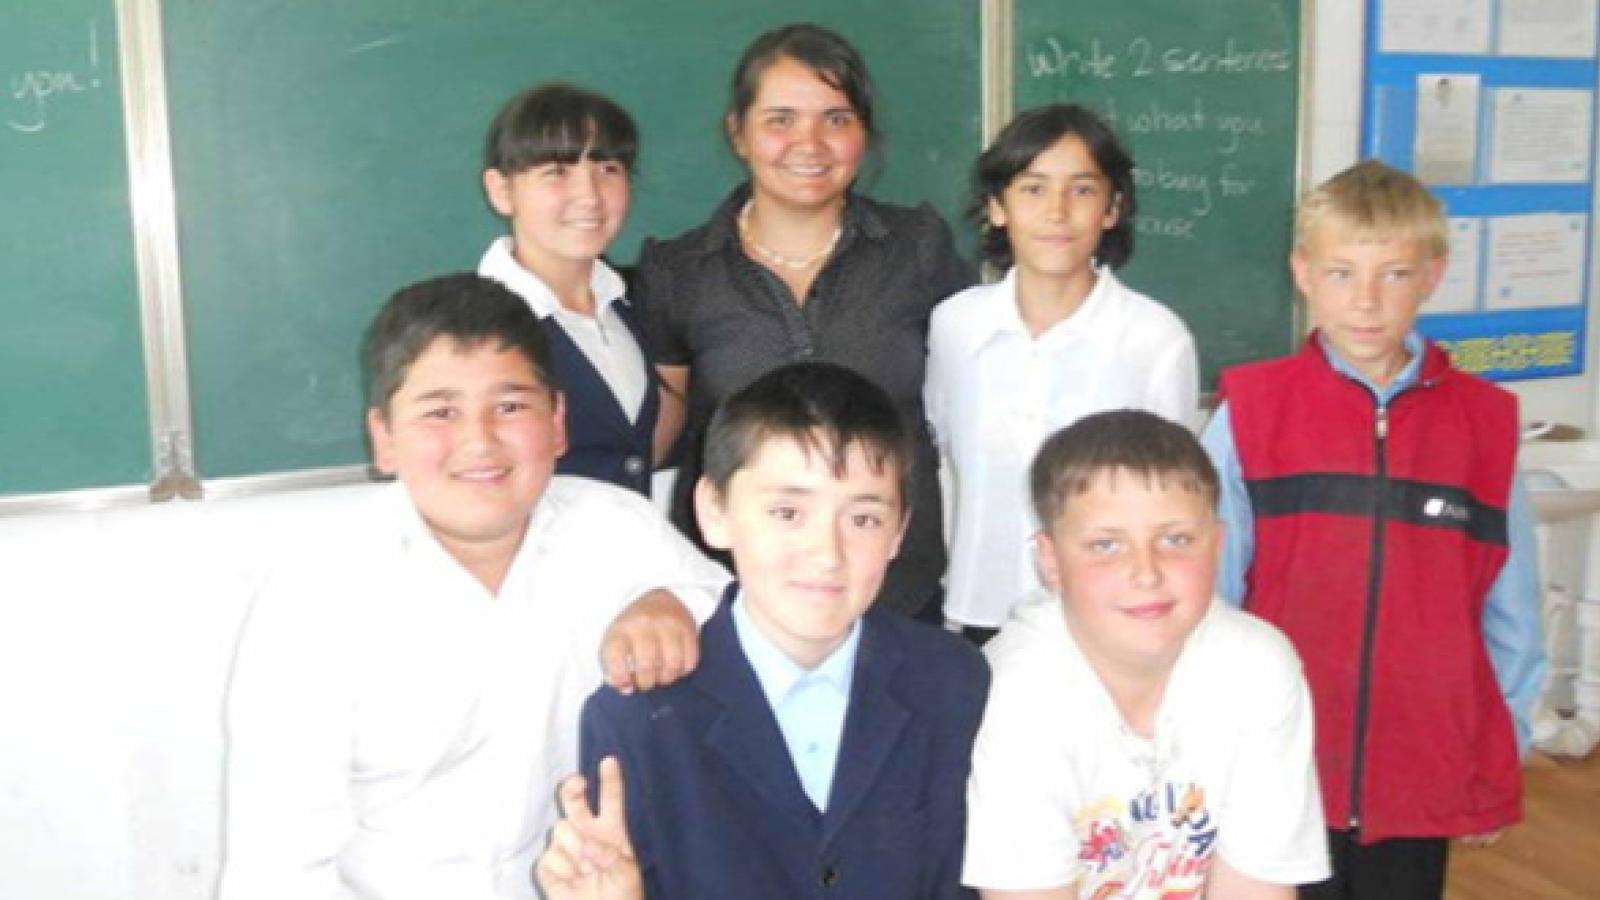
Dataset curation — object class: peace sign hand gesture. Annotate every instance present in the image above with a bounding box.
[535,757,643,900]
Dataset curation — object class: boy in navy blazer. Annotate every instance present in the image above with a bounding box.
[538,361,989,900]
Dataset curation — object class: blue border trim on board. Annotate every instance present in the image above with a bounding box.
[1361,0,1596,382]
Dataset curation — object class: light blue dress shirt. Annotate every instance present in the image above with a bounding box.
[732,595,861,812]
[1200,332,1545,753]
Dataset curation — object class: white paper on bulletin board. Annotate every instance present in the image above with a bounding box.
[1485,213,1588,310]
[1380,0,1491,54]
[1414,75,1480,185]
[1498,0,1599,59]
[1489,88,1593,183]
[1430,218,1482,313]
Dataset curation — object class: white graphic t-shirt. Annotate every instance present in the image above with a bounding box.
[1071,775,1216,897]
[962,593,1328,897]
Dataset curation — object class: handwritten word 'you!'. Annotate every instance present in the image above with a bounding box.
[9,21,105,135]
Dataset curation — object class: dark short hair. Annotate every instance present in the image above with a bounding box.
[1030,410,1217,529]
[363,273,556,416]
[702,362,911,512]
[972,103,1137,270]
[484,82,638,174]
[725,22,878,149]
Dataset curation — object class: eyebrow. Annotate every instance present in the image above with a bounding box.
[848,493,896,506]
[1078,516,1202,531]
[407,382,542,403]
[758,104,856,114]
[1016,170,1104,181]
[755,485,895,504]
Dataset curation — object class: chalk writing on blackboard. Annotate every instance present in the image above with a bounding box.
[1013,1,1302,383]
[1026,35,1291,81]
[1023,31,1290,247]
[7,21,105,135]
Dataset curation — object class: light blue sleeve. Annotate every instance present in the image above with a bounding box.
[1200,403,1254,606]
[1482,474,1545,756]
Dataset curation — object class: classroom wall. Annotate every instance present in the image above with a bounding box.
[0,484,383,900]
[1,8,1598,900]
[1306,2,1600,436]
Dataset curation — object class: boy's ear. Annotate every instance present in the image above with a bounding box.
[889,513,908,561]
[482,168,514,218]
[1421,253,1448,298]
[694,476,733,551]
[549,391,570,460]
[1289,248,1313,299]
[1033,529,1064,595]
[367,407,399,476]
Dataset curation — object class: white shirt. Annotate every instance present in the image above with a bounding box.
[731,594,860,812]
[479,237,648,421]
[925,268,1199,627]
[963,594,1328,896]
[221,478,729,900]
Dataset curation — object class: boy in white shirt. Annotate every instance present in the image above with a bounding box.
[220,274,728,900]
[963,410,1327,899]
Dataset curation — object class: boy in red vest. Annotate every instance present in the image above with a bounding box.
[1201,160,1544,899]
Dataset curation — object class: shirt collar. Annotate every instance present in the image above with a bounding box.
[1317,329,1426,404]
[381,476,546,603]
[1051,594,1222,744]
[731,589,861,706]
[695,184,887,256]
[479,236,627,318]
[963,265,1119,356]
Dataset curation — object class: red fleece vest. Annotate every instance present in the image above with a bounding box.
[1220,336,1521,842]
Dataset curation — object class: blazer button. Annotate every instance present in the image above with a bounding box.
[819,865,840,887]
[624,455,645,476]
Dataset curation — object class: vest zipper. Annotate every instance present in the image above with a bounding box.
[1347,402,1389,834]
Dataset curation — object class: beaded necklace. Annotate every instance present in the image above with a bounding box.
[737,200,843,270]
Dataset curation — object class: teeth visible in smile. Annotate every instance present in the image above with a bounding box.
[785,165,827,177]
[455,467,509,482]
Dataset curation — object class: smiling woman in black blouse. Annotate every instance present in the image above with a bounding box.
[636,22,974,619]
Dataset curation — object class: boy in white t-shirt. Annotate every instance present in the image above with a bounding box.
[963,410,1328,899]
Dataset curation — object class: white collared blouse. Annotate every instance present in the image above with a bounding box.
[925,267,1198,628]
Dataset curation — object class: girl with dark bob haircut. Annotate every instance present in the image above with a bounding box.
[971,102,1137,270]
[483,82,638,174]
[925,102,1197,644]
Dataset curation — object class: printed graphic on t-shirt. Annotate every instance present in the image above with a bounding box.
[1073,781,1217,899]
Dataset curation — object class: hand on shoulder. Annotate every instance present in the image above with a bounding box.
[601,589,700,694]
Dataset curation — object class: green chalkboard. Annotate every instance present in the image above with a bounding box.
[1014,0,1302,385]
[163,0,980,480]
[0,4,150,496]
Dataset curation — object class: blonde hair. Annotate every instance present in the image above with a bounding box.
[1295,159,1447,258]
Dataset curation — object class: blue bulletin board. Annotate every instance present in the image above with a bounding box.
[1363,0,1599,381]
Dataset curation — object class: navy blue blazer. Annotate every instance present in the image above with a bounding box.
[545,297,658,496]
[579,587,989,899]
